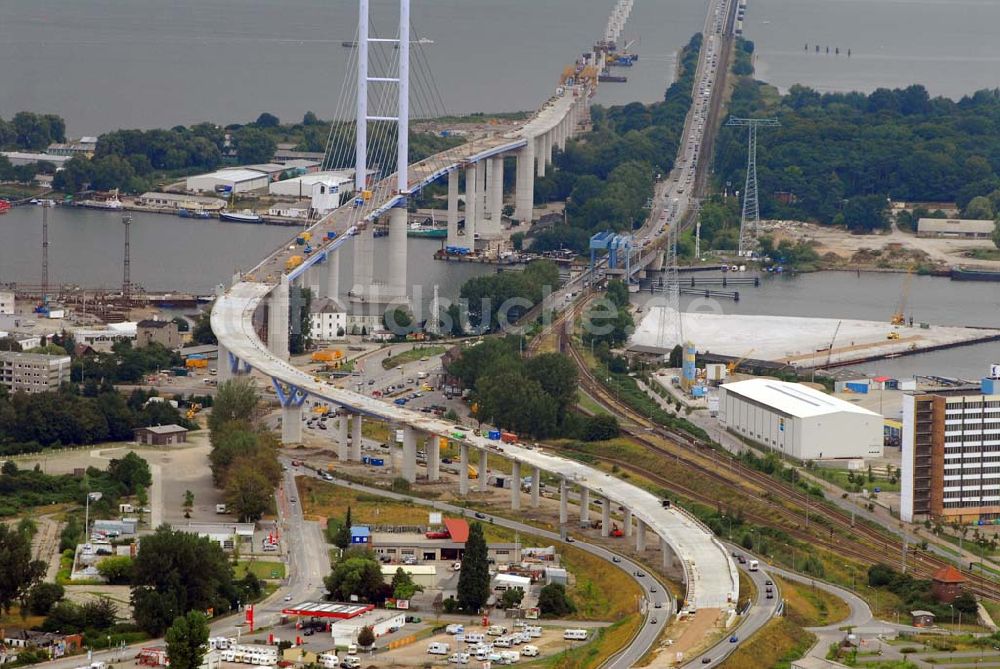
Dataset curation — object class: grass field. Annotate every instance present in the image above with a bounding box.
[559,542,643,622]
[775,576,849,627]
[811,468,901,493]
[234,560,286,580]
[298,476,431,526]
[717,618,815,669]
[381,346,446,370]
[524,615,642,669]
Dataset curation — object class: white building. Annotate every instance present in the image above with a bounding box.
[0,351,72,394]
[718,378,883,460]
[0,291,13,315]
[310,298,347,341]
[0,152,71,168]
[269,171,353,199]
[186,168,271,194]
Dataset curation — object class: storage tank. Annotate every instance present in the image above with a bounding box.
[682,341,697,390]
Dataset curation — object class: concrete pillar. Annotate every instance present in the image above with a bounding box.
[352,225,374,299]
[464,164,477,245]
[624,508,633,538]
[515,141,535,224]
[489,156,504,228]
[267,277,290,360]
[559,479,568,525]
[388,206,408,300]
[580,487,590,523]
[401,426,416,483]
[511,461,521,511]
[459,443,469,495]
[337,413,349,461]
[478,449,488,493]
[427,436,441,481]
[475,160,486,239]
[351,413,363,461]
[447,169,460,247]
[531,467,540,508]
[535,136,546,178]
[636,521,646,552]
[661,537,670,571]
[281,404,302,444]
[601,497,610,537]
[217,343,232,382]
[326,248,340,306]
[544,131,553,166]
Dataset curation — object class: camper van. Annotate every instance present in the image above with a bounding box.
[317,653,338,669]
[427,642,450,655]
[563,629,588,641]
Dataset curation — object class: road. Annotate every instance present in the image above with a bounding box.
[288,466,668,669]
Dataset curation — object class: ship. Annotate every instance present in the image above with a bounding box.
[219,209,263,224]
[82,190,123,210]
[178,208,212,220]
[407,222,447,238]
[951,266,1000,282]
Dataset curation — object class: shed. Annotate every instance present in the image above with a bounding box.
[917,218,995,239]
[380,564,437,589]
[350,526,370,545]
[931,565,966,603]
[493,573,531,592]
[911,610,936,627]
[134,424,189,445]
[545,567,568,586]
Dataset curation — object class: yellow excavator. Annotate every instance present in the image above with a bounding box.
[727,349,756,375]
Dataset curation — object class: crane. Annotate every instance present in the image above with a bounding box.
[825,320,842,368]
[890,267,915,326]
[727,348,755,375]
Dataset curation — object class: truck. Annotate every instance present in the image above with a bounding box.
[748,560,759,572]
[500,431,518,444]
[285,255,304,272]
[215,504,227,514]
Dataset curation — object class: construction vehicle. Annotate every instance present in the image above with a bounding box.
[469,465,478,480]
[185,403,202,420]
[887,331,901,340]
[285,255,304,272]
[890,267,914,326]
[610,523,624,538]
[727,349,755,375]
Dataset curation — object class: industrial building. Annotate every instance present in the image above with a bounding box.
[0,352,71,394]
[380,564,436,589]
[136,319,181,349]
[269,171,353,199]
[916,218,995,239]
[137,192,226,211]
[900,371,1000,523]
[186,168,271,194]
[134,424,189,446]
[718,378,884,461]
[179,522,255,550]
[0,152,71,168]
[371,518,522,564]
[310,298,347,341]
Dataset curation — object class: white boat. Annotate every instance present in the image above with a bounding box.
[86,190,123,210]
[220,209,263,224]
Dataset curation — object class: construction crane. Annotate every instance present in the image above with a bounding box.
[826,320,842,368]
[890,267,915,326]
[727,348,755,375]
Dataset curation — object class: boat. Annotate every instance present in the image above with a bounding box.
[407,222,447,238]
[951,266,1000,282]
[84,190,123,210]
[178,208,212,219]
[220,209,263,224]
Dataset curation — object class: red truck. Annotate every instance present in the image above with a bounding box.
[500,432,518,444]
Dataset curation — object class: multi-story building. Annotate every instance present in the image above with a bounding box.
[901,370,1000,523]
[310,298,347,341]
[0,291,13,315]
[0,351,72,394]
[136,319,181,349]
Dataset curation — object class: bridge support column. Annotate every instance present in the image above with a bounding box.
[267,276,290,361]
[388,205,408,301]
[511,461,521,511]
[531,467,540,508]
[464,164,477,245]
[514,141,535,224]
[559,479,568,526]
[459,442,469,495]
[475,160,486,239]
[427,436,441,481]
[624,508,633,538]
[217,343,233,383]
[326,248,341,306]
[544,130,553,167]
[352,225,375,300]
[337,411,349,461]
[535,136,546,178]
[282,405,302,444]
[401,426,416,483]
[351,413,363,461]
[478,449,488,492]
[447,169,460,248]
[636,521,646,552]
[579,487,590,523]
[601,497,610,537]
[488,156,503,233]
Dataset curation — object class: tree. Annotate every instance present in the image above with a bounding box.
[993,221,1000,250]
[224,462,272,522]
[191,312,217,345]
[500,588,524,609]
[391,567,424,600]
[383,307,413,335]
[16,517,37,539]
[0,524,46,613]
[233,127,277,164]
[333,506,352,551]
[583,414,620,441]
[953,591,977,616]
[324,550,384,602]
[108,451,152,493]
[131,526,235,636]
[356,625,375,649]
[97,556,135,584]
[456,523,490,612]
[964,195,994,220]
[165,611,211,669]
[842,195,889,233]
[668,345,683,368]
[537,583,575,618]
[25,582,64,616]
[254,113,280,129]
[209,378,259,434]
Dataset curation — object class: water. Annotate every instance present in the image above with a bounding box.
[0,0,700,135]
[635,271,1000,381]
[749,0,1000,98]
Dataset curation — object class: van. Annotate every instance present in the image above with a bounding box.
[446,624,464,635]
[526,626,542,638]
[474,647,492,660]
[499,651,520,664]
[427,642,450,655]
[494,637,511,648]
[465,633,485,644]
[522,645,540,657]
[215,503,227,514]
[564,629,588,641]
[417,371,428,379]
[340,657,361,669]
[487,625,507,636]
[346,644,357,656]
[448,653,470,665]
[317,653,338,669]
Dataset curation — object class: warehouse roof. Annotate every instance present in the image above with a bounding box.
[721,379,881,419]
[443,518,469,542]
[917,218,994,235]
[196,168,270,183]
[381,565,436,576]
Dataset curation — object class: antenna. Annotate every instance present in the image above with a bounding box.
[725,117,779,256]
[122,212,132,317]
[41,202,50,301]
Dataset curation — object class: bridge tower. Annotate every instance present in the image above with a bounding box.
[725,117,779,257]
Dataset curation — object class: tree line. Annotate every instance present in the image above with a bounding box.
[455,260,560,334]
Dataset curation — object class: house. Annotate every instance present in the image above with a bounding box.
[0,629,83,659]
[910,610,935,628]
[931,565,966,603]
[137,319,181,349]
[134,424,189,446]
[310,298,347,341]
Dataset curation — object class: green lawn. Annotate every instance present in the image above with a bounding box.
[381,346,446,370]
[811,467,901,493]
[234,560,286,580]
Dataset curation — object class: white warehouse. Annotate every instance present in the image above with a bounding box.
[718,379,883,460]
[186,168,271,194]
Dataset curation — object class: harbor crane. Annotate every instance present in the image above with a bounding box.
[890,266,915,326]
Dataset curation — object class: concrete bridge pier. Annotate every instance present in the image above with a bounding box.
[624,508,633,538]
[337,411,349,461]
[579,487,590,523]
[531,466,540,507]
[511,461,521,510]
[400,425,416,483]
[267,276,290,360]
[487,156,503,233]
[464,164,478,244]
[427,436,441,481]
[459,442,470,495]
[660,538,685,582]
[601,497,611,537]
[447,169,460,247]
[388,204,408,301]
[514,140,535,224]
[217,343,233,382]
[559,479,568,525]
[636,520,647,552]
[475,160,486,237]
[535,136,546,178]
[326,248,341,306]
[273,380,306,445]
[351,413,363,461]
[478,449,488,492]
[543,130,554,166]
[352,225,375,300]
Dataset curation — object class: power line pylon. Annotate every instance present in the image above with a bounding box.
[726,117,779,257]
